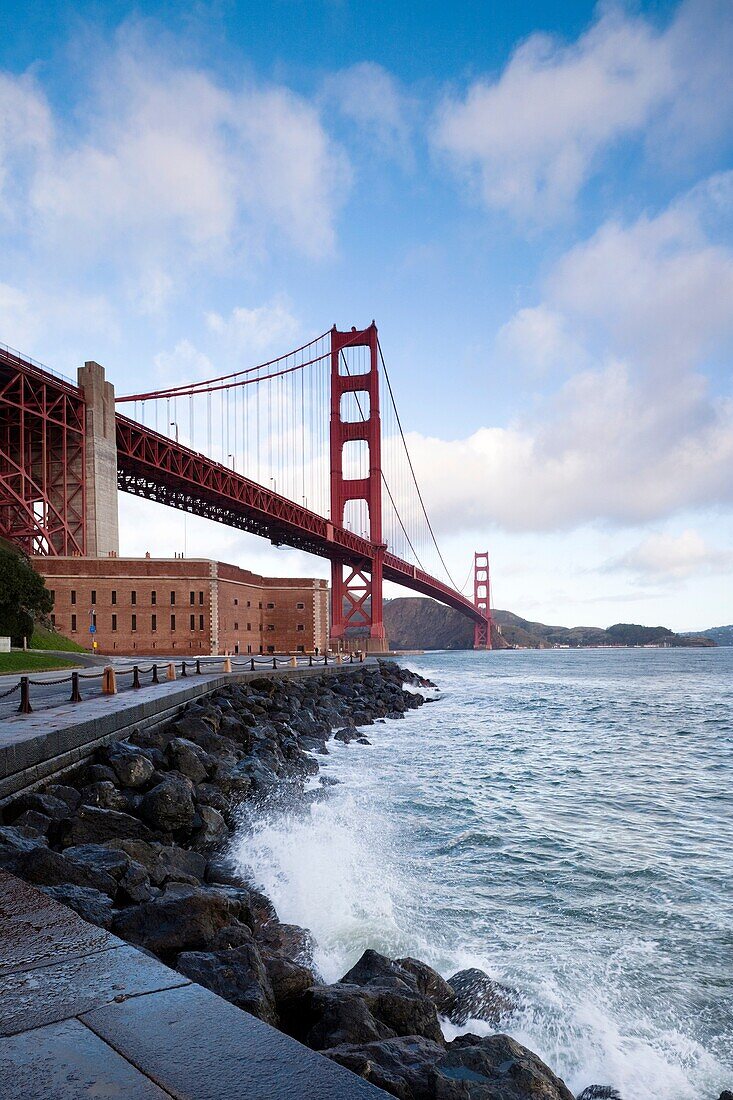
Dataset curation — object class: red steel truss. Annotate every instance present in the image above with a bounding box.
[0,347,86,556]
[115,414,486,626]
[473,551,492,649]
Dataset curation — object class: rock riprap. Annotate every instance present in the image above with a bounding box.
[0,662,629,1100]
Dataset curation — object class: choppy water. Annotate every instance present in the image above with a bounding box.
[233,648,733,1099]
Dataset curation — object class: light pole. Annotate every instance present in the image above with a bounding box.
[170,421,179,443]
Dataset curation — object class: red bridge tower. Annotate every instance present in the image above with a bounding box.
[473,550,492,649]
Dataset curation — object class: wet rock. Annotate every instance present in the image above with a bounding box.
[208,923,255,950]
[64,843,130,880]
[111,885,245,956]
[78,781,129,812]
[291,978,443,1050]
[11,810,53,836]
[9,791,70,822]
[255,920,314,962]
[356,737,372,745]
[44,784,81,812]
[62,806,153,847]
[190,805,228,852]
[165,737,212,784]
[157,844,207,884]
[0,823,49,858]
[341,950,419,993]
[576,1089,623,1099]
[118,859,156,904]
[397,958,456,1015]
[193,783,229,814]
[11,846,117,897]
[262,951,317,1005]
[41,884,114,929]
[177,943,278,1025]
[83,763,118,785]
[108,747,155,789]
[438,1033,575,1099]
[446,967,517,1026]
[324,1035,446,1099]
[139,774,196,833]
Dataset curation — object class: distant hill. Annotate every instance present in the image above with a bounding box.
[383,598,716,650]
[683,625,733,646]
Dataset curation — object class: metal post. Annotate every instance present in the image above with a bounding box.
[181,661,187,678]
[18,677,32,714]
[196,659,201,674]
[69,671,82,703]
[152,664,159,684]
[132,665,141,689]
[250,658,255,671]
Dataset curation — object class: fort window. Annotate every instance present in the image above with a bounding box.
[297,645,305,653]
[190,591,195,605]
[71,614,77,631]
[297,624,304,631]
[131,591,137,606]
[234,598,238,606]
[266,602,275,609]
[296,602,305,610]
[71,590,76,605]
[199,615,204,631]
[91,590,96,605]
[111,590,117,605]
[151,590,157,605]
[112,614,117,632]
[152,614,157,633]
[170,592,176,606]
[247,623,251,631]
[199,591,204,605]
[131,614,137,632]
[171,614,176,631]
[50,613,55,627]
[267,645,275,653]
[190,614,195,630]
[267,624,275,631]
[234,622,238,630]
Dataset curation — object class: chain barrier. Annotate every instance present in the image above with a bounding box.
[6,649,366,716]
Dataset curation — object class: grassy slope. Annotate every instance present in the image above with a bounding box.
[0,652,82,674]
[30,625,87,652]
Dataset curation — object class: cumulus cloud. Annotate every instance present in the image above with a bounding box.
[433,0,733,222]
[206,299,300,360]
[405,183,733,534]
[602,530,733,582]
[322,62,413,163]
[0,25,349,292]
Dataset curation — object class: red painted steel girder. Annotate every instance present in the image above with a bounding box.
[116,414,487,625]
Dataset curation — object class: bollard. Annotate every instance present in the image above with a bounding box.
[102,667,117,695]
[324,652,329,665]
[132,666,141,689]
[69,671,82,703]
[223,657,232,673]
[349,652,353,663]
[196,659,201,675]
[181,661,187,678]
[250,658,255,671]
[152,663,159,684]
[18,676,32,714]
[166,662,176,681]
[272,656,277,670]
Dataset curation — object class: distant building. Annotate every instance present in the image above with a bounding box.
[34,556,328,657]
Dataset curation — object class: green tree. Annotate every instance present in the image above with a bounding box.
[0,549,54,645]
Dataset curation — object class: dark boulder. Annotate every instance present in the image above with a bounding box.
[446,967,517,1026]
[290,980,443,1050]
[190,805,228,852]
[324,1035,446,1099]
[11,810,53,836]
[11,846,117,898]
[260,951,317,1005]
[139,774,196,833]
[64,843,130,880]
[436,1033,575,1099]
[78,781,128,812]
[165,737,212,784]
[177,943,278,1025]
[62,806,153,847]
[84,763,118,785]
[44,784,81,812]
[41,884,114,929]
[8,791,69,822]
[576,1089,623,1099]
[111,885,245,956]
[108,747,155,789]
[341,950,420,992]
[397,957,456,1015]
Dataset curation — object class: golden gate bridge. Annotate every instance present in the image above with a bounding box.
[0,323,492,649]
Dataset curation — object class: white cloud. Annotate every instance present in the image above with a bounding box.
[206,299,300,360]
[403,182,733,534]
[0,26,350,290]
[432,0,733,222]
[0,280,118,361]
[602,530,733,582]
[497,304,585,374]
[152,340,214,388]
[322,62,413,163]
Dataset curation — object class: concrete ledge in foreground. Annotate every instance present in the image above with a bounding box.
[0,870,387,1099]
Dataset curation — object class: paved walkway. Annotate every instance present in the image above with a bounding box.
[0,870,384,1099]
[0,661,371,800]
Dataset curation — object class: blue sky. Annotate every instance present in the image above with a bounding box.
[1,0,731,630]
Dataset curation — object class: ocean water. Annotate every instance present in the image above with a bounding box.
[232,648,733,1099]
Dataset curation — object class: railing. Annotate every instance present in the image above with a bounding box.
[6,651,366,715]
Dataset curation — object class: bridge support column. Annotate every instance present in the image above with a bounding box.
[77,361,119,557]
[473,550,492,650]
[329,324,388,652]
